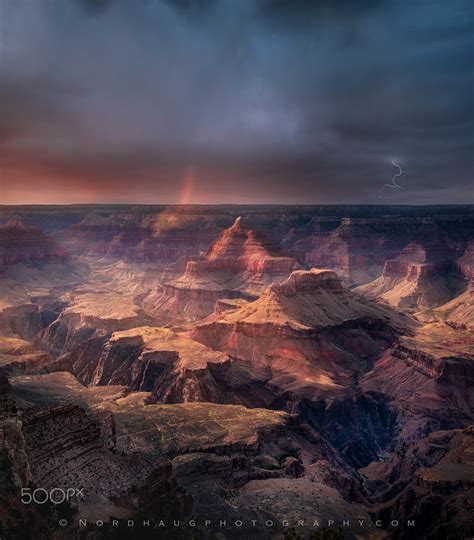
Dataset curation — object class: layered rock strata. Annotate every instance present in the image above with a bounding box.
[143,217,298,322]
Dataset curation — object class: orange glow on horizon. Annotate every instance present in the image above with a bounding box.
[177,165,196,205]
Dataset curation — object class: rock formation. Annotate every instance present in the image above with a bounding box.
[363,427,474,540]
[58,207,229,262]
[0,337,52,376]
[356,240,456,311]
[362,322,474,445]
[37,289,147,356]
[143,217,298,322]
[62,326,232,403]
[11,371,365,538]
[285,216,467,286]
[431,239,474,329]
[0,216,67,268]
[193,268,407,401]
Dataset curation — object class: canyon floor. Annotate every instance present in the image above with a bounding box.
[0,205,473,540]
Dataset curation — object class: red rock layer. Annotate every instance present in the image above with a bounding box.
[143,217,298,322]
[0,217,66,268]
[356,241,455,311]
[284,216,463,286]
[58,208,229,261]
[193,268,405,401]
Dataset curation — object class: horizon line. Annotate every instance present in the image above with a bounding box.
[1,203,474,208]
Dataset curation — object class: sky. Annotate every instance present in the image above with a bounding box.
[0,0,472,205]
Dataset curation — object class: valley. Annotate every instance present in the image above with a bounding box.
[0,204,473,539]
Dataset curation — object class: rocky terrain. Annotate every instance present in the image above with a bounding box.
[61,326,231,403]
[284,215,472,287]
[355,236,460,312]
[194,268,408,400]
[143,216,298,322]
[10,371,364,538]
[363,426,474,540]
[430,239,474,330]
[0,204,472,539]
[0,216,66,269]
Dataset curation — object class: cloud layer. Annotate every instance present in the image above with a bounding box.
[1,0,472,204]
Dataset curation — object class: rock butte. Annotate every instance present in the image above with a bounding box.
[143,216,299,322]
[190,268,411,415]
[356,241,456,312]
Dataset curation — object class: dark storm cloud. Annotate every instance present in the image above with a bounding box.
[76,0,111,15]
[0,0,472,203]
[258,0,385,27]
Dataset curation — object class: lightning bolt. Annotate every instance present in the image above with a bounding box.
[379,160,406,199]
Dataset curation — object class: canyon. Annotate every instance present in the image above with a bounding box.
[0,204,472,539]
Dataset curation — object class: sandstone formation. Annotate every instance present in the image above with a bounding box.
[362,322,474,444]
[191,268,414,468]
[285,216,469,286]
[62,326,231,403]
[356,240,456,312]
[193,268,408,401]
[3,373,188,528]
[0,337,52,376]
[431,239,474,329]
[433,284,474,330]
[283,217,416,285]
[0,216,67,268]
[11,371,365,538]
[363,427,474,540]
[143,217,298,322]
[37,288,147,356]
[58,207,230,262]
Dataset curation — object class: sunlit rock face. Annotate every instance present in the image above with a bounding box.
[284,216,471,286]
[36,289,147,358]
[143,217,299,322]
[193,268,407,384]
[355,240,456,312]
[190,268,412,467]
[57,208,231,262]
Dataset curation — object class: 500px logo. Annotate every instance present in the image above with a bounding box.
[21,487,85,505]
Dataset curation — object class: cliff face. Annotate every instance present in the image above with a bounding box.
[356,241,456,312]
[458,240,474,279]
[433,284,474,330]
[11,372,367,537]
[37,289,148,357]
[193,268,406,377]
[0,337,52,376]
[3,372,191,526]
[143,217,298,322]
[285,216,467,286]
[62,326,233,404]
[0,217,67,269]
[58,208,230,261]
[362,322,474,445]
[431,240,474,329]
[190,269,410,466]
[282,217,410,285]
[0,375,54,540]
[364,427,474,540]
